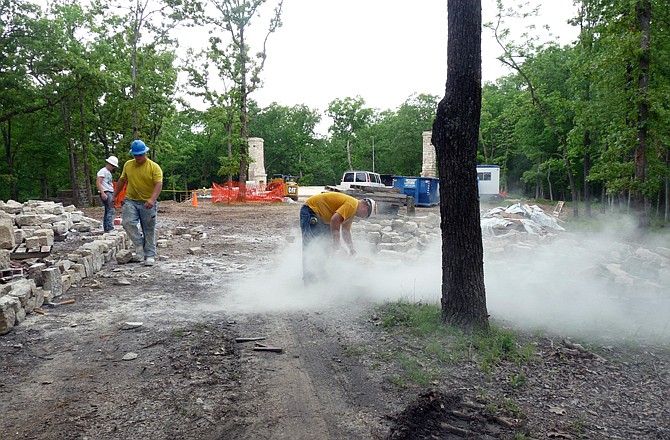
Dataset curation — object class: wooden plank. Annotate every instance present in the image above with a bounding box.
[10,244,51,260]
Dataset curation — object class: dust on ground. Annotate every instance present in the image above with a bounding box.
[1,200,669,440]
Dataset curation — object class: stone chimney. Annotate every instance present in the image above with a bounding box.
[247,137,267,186]
[421,131,437,178]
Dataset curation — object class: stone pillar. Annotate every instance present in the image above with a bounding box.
[247,137,267,187]
[421,131,437,178]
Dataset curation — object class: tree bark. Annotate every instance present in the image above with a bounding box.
[432,0,489,331]
[633,0,651,228]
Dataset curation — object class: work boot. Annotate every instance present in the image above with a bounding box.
[144,257,155,266]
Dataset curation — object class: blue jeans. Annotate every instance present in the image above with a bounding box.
[100,191,115,232]
[300,205,329,284]
[122,199,158,258]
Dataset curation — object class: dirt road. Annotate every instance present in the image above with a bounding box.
[1,200,669,439]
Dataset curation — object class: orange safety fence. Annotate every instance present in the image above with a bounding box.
[211,181,285,203]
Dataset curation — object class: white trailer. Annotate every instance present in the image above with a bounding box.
[477,165,501,199]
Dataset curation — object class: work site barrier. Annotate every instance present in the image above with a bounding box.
[211,181,285,203]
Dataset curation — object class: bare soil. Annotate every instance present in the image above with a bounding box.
[1,200,669,439]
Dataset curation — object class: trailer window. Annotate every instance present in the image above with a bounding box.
[477,172,492,181]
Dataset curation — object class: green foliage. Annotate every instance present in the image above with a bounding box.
[2,0,670,229]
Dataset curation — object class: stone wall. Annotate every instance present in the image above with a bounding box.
[0,199,130,335]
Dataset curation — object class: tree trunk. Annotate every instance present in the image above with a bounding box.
[237,26,249,202]
[583,132,592,217]
[2,119,18,200]
[79,89,93,205]
[61,101,80,207]
[432,0,488,332]
[633,0,651,228]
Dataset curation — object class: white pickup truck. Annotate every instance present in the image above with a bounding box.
[339,171,386,189]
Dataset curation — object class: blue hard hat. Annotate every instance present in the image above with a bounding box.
[130,140,149,155]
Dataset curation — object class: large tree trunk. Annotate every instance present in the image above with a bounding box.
[432,0,488,332]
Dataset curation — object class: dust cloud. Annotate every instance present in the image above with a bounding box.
[214,216,670,344]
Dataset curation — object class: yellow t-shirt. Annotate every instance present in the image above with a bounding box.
[120,158,163,201]
[306,192,358,226]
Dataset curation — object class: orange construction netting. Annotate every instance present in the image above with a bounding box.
[211,181,285,203]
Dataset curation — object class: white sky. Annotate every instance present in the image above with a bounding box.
[248,0,581,115]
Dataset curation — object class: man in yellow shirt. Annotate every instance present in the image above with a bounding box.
[111,140,163,266]
[300,192,376,284]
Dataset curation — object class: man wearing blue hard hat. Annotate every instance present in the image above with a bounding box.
[111,140,163,266]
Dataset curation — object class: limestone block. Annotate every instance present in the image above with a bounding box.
[55,259,72,273]
[404,222,419,235]
[81,256,94,277]
[52,221,69,236]
[0,199,23,214]
[73,223,91,232]
[61,274,72,293]
[14,228,26,244]
[0,296,18,335]
[34,228,55,246]
[25,236,40,251]
[364,223,383,233]
[34,286,45,308]
[188,247,205,255]
[21,227,37,237]
[8,278,37,312]
[42,288,53,304]
[38,214,58,224]
[42,267,63,298]
[70,263,85,282]
[157,239,168,248]
[15,214,41,227]
[391,219,405,231]
[367,232,382,244]
[0,249,9,270]
[116,249,133,264]
[66,269,78,284]
[0,217,15,249]
[15,307,26,324]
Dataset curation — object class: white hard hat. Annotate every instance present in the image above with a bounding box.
[106,156,119,167]
[363,198,377,218]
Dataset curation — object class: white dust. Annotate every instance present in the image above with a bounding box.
[208,216,670,344]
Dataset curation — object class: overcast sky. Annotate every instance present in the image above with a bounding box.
[246,0,580,116]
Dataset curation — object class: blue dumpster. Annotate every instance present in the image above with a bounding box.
[392,176,440,207]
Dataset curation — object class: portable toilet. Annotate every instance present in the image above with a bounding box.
[476,165,500,200]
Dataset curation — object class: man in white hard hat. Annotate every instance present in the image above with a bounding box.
[96,155,119,233]
[299,192,376,284]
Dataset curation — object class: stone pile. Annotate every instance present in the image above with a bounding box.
[481,203,565,236]
[352,204,567,261]
[353,212,441,259]
[0,199,130,335]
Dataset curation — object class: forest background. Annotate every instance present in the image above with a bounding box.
[2,0,669,226]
